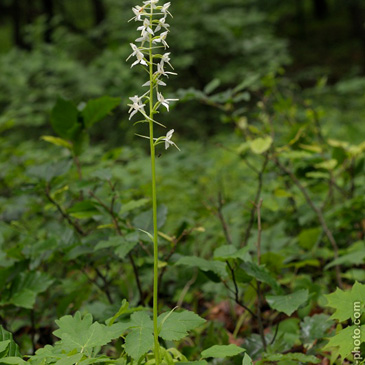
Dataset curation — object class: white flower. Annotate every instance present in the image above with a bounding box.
[130,6,145,22]
[136,32,150,44]
[163,129,179,150]
[126,43,148,68]
[160,53,173,69]
[161,2,172,18]
[155,17,170,32]
[153,31,169,48]
[137,18,154,38]
[155,62,177,77]
[143,0,159,9]
[143,79,166,87]
[157,92,178,111]
[128,95,146,119]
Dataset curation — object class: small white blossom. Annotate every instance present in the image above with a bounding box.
[153,31,169,48]
[155,62,177,77]
[163,129,179,150]
[155,17,170,33]
[137,18,154,38]
[143,79,166,87]
[128,95,146,119]
[157,92,178,111]
[126,43,148,68]
[160,53,173,69]
[143,0,159,9]
[136,32,150,44]
[130,6,145,22]
[161,2,172,18]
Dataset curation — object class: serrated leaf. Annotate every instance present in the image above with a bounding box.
[0,272,54,309]
[325,281,365,322]
[323,325,365,360]
[201,344,244,359]
[175,256,227,278]
[158,310,206,341]
[53,312,121,354]
[0,326,22,359]
[262,353,320,363]
[124,312,154,361]
[300,314,333,345]
[82,96,120,128]
[266,289,309,316]
[240,261,282,294]
[51,98,78,139]
[41,136,73,149]
[249,136,273,154]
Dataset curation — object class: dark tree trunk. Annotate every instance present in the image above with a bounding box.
[11,0,26,48]
[91,0,106,26]
[313,0,328,19]
[347,0,365,74]
[42,0,54,43]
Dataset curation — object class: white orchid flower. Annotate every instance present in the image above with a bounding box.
[143,0,159,9]
[155,17,170,33]
[128,95,146,120]
[129,6,145,22]
[162,129,180,150]
[137,18,154,38]
[160,52,174,69]
[155,62,177,78]
[126,43,148,68]
[152,31,169,48]
[161,2,172,18]
[143,79,166,87]
[157,92,178,111]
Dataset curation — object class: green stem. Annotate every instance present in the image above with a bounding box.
[149,8,161,365]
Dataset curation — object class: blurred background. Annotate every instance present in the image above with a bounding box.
[0,0,365,144]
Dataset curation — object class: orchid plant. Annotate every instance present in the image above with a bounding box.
[127,1,179,363]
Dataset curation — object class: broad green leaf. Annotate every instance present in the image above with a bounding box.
[266,289,309,316]
[51,98,78,139]
[175,256,227,278]
[300,314,333,345]
[315,159,338,170]
[158,310,206,341]
[249,136,273,154]
[124,312,154,361]
[53,312,121,354]
[262,353,320,363]
[1,272,54,309]
[55,353,83,365]
[94,234,138,260]
[41,136,73,150]
[240,261,282,294]
[325,281,365,322]
[0,326,21,358]
[323,325,365,360]
[106,299,129,326]
[201,344,244,359]
[298,227,321,250]
[120,199,149,215]
[0,358,26,364]
[213,245,250,261]
[204,79,221,94]
[242,353,253,365]
[133,205,168,234]
[68,201,99,219]
[82,96,121,128]
[325,250,365,270]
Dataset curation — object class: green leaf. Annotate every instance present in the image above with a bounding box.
[120,199,149,215]
[204,79,221,94]
[175,256,227,278]
[325,281,365,322]
[0,326,21,358]
[325,250,365,270]
[124,312,154,361]
[41,136,73,150]
[106,299,129,326]
[82,96,121,128]
[0,272,54,309]
[323,325,365,360]
[51,98,78,139]
[213,245,250,261]
[177,362,208,365]
[242,353,253,365]
[133,204,168,235]
[0,358,26,364]
[201,344,245,359]
[53,312,121,354]
[158,310,206,341]
[298,227,321,250]
[249,136,273,154]
[266,289,309,316]
[315,159,338,170]
[94,233,139,260]
[300,314,333,345]
[68,201,99,219]
[262,353,320,363]
[240,261,282,294]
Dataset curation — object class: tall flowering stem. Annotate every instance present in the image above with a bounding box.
[127,1,178,363]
